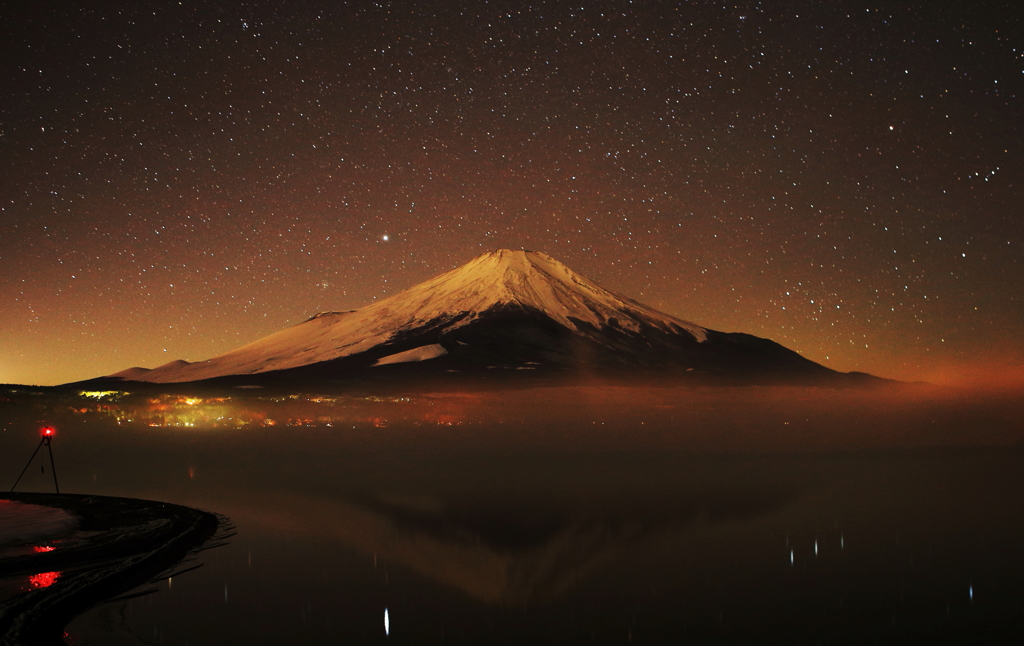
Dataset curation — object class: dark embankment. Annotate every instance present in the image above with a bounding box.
[0,493,223,646]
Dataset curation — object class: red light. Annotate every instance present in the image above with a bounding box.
[42,427,54,436]
[29,571,61,588]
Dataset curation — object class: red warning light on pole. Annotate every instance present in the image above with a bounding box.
[13,426,60,494]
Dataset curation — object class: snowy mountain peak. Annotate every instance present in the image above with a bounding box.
[396,249,706,339]
[111,249,710,383]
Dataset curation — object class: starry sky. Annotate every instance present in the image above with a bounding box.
[2,1,1021,387]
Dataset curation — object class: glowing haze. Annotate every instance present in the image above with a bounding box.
[1,2,1021,386]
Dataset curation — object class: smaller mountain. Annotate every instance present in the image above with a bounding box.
[90,249,867,389]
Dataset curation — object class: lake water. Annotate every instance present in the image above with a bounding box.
[2,385,1023,643]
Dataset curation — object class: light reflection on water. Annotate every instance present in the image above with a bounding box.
[0,386,1022,642]
[28,571,61,589]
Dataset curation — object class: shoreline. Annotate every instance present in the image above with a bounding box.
[0,492,224,646]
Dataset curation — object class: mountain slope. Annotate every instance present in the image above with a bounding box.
[103,249,839,385]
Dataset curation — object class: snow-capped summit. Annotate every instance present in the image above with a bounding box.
[345,248,707,340]
[105,249,837,385]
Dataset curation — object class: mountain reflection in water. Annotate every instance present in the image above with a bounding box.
[250,485,792,607]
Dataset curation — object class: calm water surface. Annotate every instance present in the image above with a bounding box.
[2,391,1022,644]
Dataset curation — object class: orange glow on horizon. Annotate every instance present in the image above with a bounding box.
[914,363,1024,391]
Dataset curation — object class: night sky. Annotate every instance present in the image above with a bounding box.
[2,1,1021,387]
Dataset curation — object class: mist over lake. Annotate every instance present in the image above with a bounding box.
[2,384,1023,643]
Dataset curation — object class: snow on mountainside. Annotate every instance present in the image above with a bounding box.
[373,344,449,366]
[118,250,710,383]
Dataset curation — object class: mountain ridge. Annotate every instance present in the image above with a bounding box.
[91,249,861,388]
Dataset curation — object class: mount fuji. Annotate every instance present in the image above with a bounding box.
[97,249,859,389]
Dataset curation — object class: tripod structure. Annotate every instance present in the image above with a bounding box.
[10,427,60,494]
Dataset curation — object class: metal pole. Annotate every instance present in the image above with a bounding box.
[45,436,59,494]
[10,438,45,493]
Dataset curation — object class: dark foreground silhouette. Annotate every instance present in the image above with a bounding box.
[0,493,226,646]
